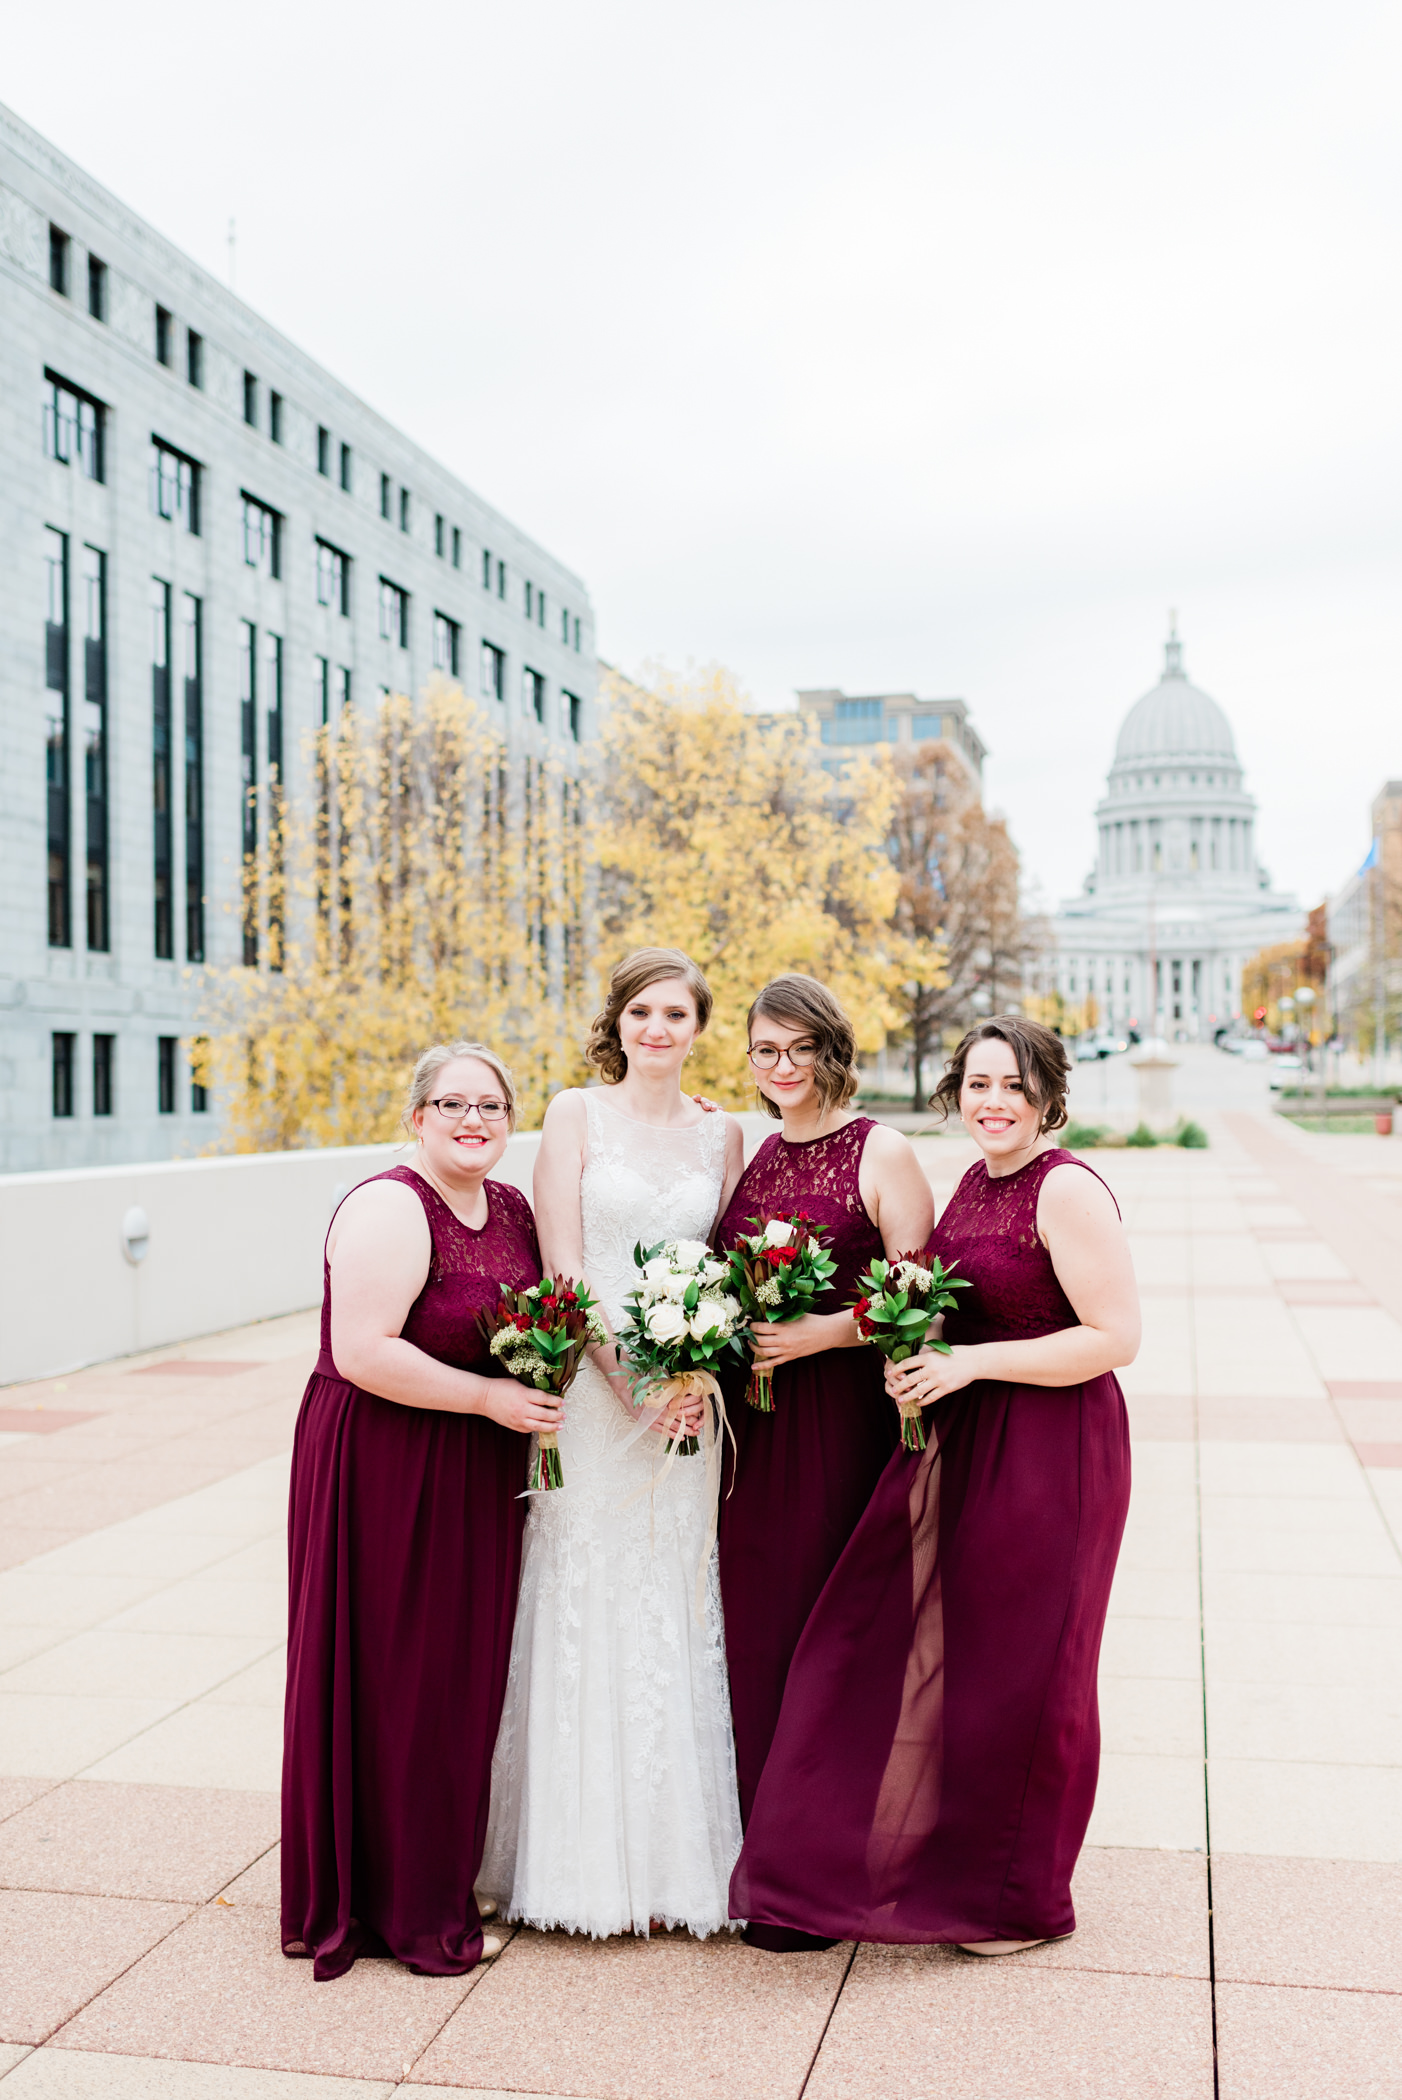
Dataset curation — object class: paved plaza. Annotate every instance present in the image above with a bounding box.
[0,1048,1399,2098]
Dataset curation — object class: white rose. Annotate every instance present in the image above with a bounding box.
[690,1297,732,1338]
[646,1301,690,1344]
[699,1258,730,1287]
[762,1220,795,1249]
[641,1256,674,1283]
[671,1238,710,1269]
[662,1271,692,1300]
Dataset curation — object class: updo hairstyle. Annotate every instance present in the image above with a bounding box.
[747,974,861,1122]
[931,1017,1070,1134]
[401,1040,518,1138]
[585,948,714,1085]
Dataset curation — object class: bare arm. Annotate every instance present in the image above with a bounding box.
[328,1181,561,1435]
[710,1115,747,1238]
[888,1161,1141,1402]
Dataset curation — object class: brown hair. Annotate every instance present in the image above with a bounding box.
[747,974,861,1122]
[401,1040,518,1138]
[585,948,714,1085]
[931,1016,1070,1133]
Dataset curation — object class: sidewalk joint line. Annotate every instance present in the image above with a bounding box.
[797,1937,859,2098]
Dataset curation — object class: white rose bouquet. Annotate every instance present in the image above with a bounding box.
[616,1238,747,1456]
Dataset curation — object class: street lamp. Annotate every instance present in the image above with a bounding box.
[1294,984,1317,1080]
[1278,993,1295,1048]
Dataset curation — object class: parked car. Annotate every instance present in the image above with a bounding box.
[1237,1039,1270,1062]
[1074,1033,1127,1062]
[1268,1054,1304,1090]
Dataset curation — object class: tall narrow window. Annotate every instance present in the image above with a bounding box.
[242,494,281,577]
[150,439,201,534]
[44,528,70,948]
[81,546,109,952]
[432,613,460,676]
[44,372,104,481]
[155,306,173,366]
[92,1035,114,1116]
[88,256,107,320]
[269,391,284,444]
[318,425,330,475]
[537,589,546,629]
[561,606,570,645]
[524,667,545,723]
[316,539,349,613]
[183,594,204,962]
[265,632,284,971]
[380,472,391,520]
[481,641,505,701]
[158,1037,176,1114]
[451,526,461,569]
[525,580,534,621]
[340,442,352,492]
[151,580,173,958]
[497,560,506,600]
[190,1038,209,1113]
[186,329,203,387]
[482,547,492,590]
[565,690,582,742]
[52,1033,75,1117]
[399,487,411,533]
[378,578,408,647]
[240,622,258,965]
[434,513,445,557]
[49,226,70,294]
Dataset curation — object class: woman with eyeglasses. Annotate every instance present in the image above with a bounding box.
[282,1041,556,1982]
[714,974,933,1949]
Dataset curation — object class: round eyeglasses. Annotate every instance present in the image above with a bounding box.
[747,1042,819,1071]
[427,1096,511,1123]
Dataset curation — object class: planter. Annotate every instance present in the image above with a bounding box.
[1376,1112,1394,1137]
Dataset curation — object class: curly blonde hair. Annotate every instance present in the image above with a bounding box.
[747,975,861,1121]
[585,948,714,1084]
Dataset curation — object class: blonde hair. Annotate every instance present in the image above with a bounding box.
[585,948,714,1085]
[747,974,861,1121]
[401,1041,518,1138]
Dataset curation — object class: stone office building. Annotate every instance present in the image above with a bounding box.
[0,102,596,1172]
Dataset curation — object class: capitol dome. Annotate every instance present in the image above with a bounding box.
[1112,627,1237,766]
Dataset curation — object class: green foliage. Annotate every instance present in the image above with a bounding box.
[1175,1120,1209,1149]
[1125,1122,1160,1148]
[1061,1121,1107,1150]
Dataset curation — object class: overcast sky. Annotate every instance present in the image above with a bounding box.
[9,0,1400,910]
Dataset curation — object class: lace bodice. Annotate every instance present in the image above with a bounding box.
[716,1117,882,1298]
[578,1089,729,1326]
[935,1148,1119,1346]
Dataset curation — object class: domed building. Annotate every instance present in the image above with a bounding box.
[1050,622,1300,1039]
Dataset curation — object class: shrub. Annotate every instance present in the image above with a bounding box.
[1125,1122,1159,1148]
[1176,1120,1209,1148]
[1061,1121,1107,1150]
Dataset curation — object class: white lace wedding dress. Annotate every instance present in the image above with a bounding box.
[479,1088,743,1938]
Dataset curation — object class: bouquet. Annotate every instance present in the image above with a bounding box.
[725,1212,838,1410]
[616,1238,747,1456]
[850,1252,970,1452]
[479,1275,607,1490]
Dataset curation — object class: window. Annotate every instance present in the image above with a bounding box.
[151,580,173,959]
[265,632,284,971]
[190,1039,209,1113]
[240,622,258,965]
[82,546,109,953]
[573,615,581,651]
[242,494,281,578]
[244,370,258,426]
[482,547,492,590]
[44,371,104,481]
[564,690,582,742]
[481,640,505,701]
[340,442,352,492]
[52,1033,75,1118]
[525,580,534,621]
[267,391,282,443]
[150,439,201,533]
[265,632,284,784]
[433,613,460,677]
[186,329,203,387]
[50,225,70,295]
[435,514,445,558]
[44,527,70,948]
[316,539,350,614]
[183,594,204,962]
[524,667,545,723]
[318,426,330,476]
[399,487,410,534]
[451,526,461,569]
[378,578,408,646]
[88,255,107,321]
[497,560,506,599]
[380,472,392,520]
[155,305,173,366]
[537,589,546,629]
[561,607,570,645]
[92,1035,114,1117]
[158,1037,176,1114]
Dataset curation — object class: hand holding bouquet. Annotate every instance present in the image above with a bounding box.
[850,1252,970,1451]
[480,1275,608,1490]
[725,1213,838,1411]
[617,1238,746,1456]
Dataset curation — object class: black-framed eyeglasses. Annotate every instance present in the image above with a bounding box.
[427,1096,510,1123]
[747,1042,819,1070]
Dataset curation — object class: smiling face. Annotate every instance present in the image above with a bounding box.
[615,977,702,1079]
[412,1055,512,1184]
[959,1035,1044,1161]
[748,1013,823,1118]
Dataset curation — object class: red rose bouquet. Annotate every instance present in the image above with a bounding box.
[725,1212,839,1411]
[850,1252,970,1451]
[479,1274,607,1490]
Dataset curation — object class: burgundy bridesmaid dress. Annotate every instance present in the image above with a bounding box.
[715,1118,898,1949]
[730,1147,1132,1946]
[281,1166,540,1980]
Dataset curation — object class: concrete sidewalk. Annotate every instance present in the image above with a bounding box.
[0,1086,1399,2097]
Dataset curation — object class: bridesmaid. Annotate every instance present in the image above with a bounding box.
[715,973,933,1951]
[730,1017,1139,1955]
[281,1040,558,1980]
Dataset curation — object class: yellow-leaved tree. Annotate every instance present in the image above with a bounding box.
[597,664,921,1106]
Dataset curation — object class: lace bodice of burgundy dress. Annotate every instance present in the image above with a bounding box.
[316,1165,540,1378]
[936,1148,1119,1349]
[717,1117,882,1291]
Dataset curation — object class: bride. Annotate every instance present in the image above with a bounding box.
[480,946,746,1937]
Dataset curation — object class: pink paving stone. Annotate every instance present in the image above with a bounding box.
[1328,1382,1402,1400]
[0,1888,189,2044]
[0,1531,80,1571]
[0,1778,56,1824]
[0,1783,280,1904]
[1125,1396,1196,1441]
[1211,1856,1402,1994]
[1215,1982,1402,2100]
[219,1841,281,1908]
[1356,1444,1402,1468]
[1196,1397,1344,1442]
[129,1363,267,1380]
[1276,1281,1376,1306]
[804,1958,1214,2100]
[53,1904,479,2082]
[1335,1399,1402,1442]
[0,1411,100,1435]
[411,1926,850,2100]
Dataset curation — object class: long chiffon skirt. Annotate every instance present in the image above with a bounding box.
[730,1373,1131,1943]
[281,1373,526,1978]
